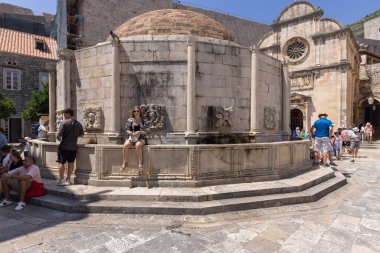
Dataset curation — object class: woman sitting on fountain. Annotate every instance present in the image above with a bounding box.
[121,106,149,172]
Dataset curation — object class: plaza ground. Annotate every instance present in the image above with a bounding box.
[0,141,379,253]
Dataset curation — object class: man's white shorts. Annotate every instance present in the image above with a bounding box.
[314,137,331,153]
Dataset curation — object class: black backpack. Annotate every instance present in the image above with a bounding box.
[31,124,40,135]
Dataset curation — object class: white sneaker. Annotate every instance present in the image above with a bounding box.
[0,200,13,207]
[15,202,25,211]
[64,179,72,186]
[56,178,65,186]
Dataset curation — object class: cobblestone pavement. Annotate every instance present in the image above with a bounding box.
[0,142,379,253]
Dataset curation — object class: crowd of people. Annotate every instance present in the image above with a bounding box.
[294,113,376,166]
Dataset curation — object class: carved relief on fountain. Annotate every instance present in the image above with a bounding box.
[208,106,233,131]
[140,104,166,131]
[83,106,103,132]
[264,107,276,129]
[55,111,64,130]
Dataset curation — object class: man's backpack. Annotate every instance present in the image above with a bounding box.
[31,124,40,135]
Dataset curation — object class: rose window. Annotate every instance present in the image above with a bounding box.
[287,41,305,59]
[283,37,309,64]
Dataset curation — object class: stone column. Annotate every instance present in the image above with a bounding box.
[185,37,197,143]
[46,63,57,133]
[282,61,291,134]
[111,39,121,134]
[58,49,73,109]
[250,46,259,133]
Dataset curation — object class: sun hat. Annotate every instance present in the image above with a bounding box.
[366,122,370,125]
[318,113,328,118]
[352,127,359,132]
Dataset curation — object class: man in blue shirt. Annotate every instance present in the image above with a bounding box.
[310,113,333,167]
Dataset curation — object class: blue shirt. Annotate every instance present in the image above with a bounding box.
[312,118,332,138]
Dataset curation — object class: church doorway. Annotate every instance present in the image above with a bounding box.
[290,108,303,131]
[361,98,380,139]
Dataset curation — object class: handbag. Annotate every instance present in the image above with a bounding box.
[128,135,139,142]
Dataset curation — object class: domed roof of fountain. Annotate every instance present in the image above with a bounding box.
[106,9,236,42]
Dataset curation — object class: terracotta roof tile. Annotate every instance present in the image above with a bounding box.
[0,28,58,60]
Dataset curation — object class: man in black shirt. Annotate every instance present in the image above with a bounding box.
[56,108,84,186]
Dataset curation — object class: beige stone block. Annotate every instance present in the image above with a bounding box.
[213,44,226,55]
[224,65,238,77]
[199,147,234,175]
[196,52,215,63]
[121,42,135,52]
[197,43,213,53]
[149,148,190,176]
[279,145,291,166]
[148,41,169,51]
[196,75,226,88]
[240,55,251,67]
[223,55,239,66]
[239,66,251,78]
[128,51,155,62]
[168,41,187,52]
[134,42,149,51]
[206,97,222,106]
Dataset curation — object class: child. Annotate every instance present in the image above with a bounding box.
[334,132,342,160]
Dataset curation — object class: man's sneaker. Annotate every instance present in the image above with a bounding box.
[0,200,13,207]
[15,202,26,211]
[56,178,65,186]
[350,158,355,162]
[64,179,72,186]
[330,162,338,166]
[323,163,330,167]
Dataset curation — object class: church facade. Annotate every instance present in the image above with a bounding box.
[258,2,361,131]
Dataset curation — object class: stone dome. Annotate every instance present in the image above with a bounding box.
[107,9,235,42]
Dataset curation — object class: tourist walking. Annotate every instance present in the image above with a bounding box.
[310,113,333,167]
[364,122,374,143]
[333,131,342,160]
[56,108,84,186]
[349,127,361,162]
[120,106,149,172]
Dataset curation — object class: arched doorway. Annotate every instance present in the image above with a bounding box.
[291,108,303,131]
[360,98,380,138]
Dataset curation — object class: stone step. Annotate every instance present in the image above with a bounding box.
[28,172,347,215]
[42,167,335,202]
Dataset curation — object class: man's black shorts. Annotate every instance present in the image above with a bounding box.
[342,141,351,147]
[58,148,77,163]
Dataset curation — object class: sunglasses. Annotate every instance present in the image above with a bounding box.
[133,110,140,113]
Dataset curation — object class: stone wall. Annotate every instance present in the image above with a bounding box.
[80,0,173,47]
[364,16,380,41]
[174,4,270,46]
[73,0,270,48]
[0,52,56,138]
[29,139,311,186]
[61,35,286,143]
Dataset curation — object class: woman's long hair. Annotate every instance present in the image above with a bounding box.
[129,105,144,119]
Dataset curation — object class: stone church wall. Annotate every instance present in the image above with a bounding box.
[80,0,173,47]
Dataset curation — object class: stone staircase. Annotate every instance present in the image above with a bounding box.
[26,167,347,215]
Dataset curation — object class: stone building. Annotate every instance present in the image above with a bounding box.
[53,9,290,145]
[55,0,270,50]
[0,28,57,142]
[258,1,360,131]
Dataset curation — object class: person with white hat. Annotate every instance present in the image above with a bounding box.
[349,127,361,162]
[310,113,333,167]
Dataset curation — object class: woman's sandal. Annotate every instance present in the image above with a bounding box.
[138,163,144,172]
[120,162,128,171]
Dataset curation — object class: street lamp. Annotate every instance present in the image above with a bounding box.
[368,96,374,105]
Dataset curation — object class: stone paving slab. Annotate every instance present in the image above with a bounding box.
[0,142,379,252]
